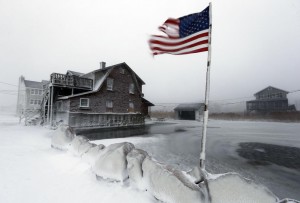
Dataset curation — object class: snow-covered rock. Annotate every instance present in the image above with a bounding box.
[82,144,105,165]
[70,136,90,156]
[126,149,148,190]
[208,173,278,203]
[93,142,135,181]
[142,157,208,203]
[51,124,75,150]
[78,142,97,156]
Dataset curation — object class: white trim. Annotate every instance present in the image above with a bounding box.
[80,98,90,108]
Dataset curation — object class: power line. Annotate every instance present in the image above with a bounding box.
[0,81,18,87]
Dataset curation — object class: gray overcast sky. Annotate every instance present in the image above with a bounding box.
[0,0,300,108]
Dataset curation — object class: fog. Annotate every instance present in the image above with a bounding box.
[1,0,300,112]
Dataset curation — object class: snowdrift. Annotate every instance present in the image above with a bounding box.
[51,124,75,150]
[93,142,134,181]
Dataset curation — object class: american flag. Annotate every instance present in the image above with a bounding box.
[149,6,210,55]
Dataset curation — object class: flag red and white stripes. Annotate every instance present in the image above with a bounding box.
[149,6,210,55]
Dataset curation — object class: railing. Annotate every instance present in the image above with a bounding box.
[50,73,93,89]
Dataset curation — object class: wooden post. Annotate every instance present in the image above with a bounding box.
[200,2,212,170]
[50,85,54,127]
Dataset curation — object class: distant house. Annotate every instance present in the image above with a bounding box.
[174,103,204,121]
[246,86,295,113]
[16,76,49,119]
[41,62,154,128]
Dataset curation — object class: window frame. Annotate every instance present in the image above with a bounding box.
[129,83,135,94]
[106,100,113,112]
[80,98,90,108]
[107,78,114,91]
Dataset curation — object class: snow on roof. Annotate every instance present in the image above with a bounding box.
[174,103,204,111]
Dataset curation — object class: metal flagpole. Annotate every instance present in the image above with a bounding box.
[200,2,212,170]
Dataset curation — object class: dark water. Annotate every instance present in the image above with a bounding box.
[237,142,300,169]
[76,122,178,140]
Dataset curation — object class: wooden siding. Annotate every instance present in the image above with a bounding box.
[69,66,143,114]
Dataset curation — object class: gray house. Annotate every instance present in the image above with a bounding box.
[41,62,154,128]
[246,86,295,113]
[174,103,204,121]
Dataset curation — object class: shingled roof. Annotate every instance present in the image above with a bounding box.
[174,103,204,111]
[24,80,44,89]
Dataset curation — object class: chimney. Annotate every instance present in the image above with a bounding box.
[100,61,106,69]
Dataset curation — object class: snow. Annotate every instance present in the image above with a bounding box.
[208,173,278,203]
[142,156,208,203]
[51,124,75,150]
[82,144,105,165]
[70,135,91,156]
[92,142,135,181]
[0,115,155,203]
[1,114,299,203]
[126,148,148,190]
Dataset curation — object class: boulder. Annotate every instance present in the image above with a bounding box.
[126,149,148,190]
[51,124,75,150]
[208,173,278,203]
[93,142,135,181]
[82,144,105,165]
[142,157,208,203]
[70,136,90,156]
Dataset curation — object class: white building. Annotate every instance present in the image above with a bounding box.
[16,76,48,119]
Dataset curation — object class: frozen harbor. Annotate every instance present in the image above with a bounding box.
[1,114,300,202]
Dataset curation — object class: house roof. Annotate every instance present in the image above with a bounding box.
[58,62,145,100]
[142,98,155,106]
[254,86,289,96]
[24,80,45,89]
[174,103,204,111]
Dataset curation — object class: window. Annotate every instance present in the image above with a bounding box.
[107,78,114,91]
[129,83,135,94]
[35,89,38,95]
[38,100,41,105]
[30,89,34,95]
[80,98,89,108]
[30,99,34,105]
[106,100,113,112]
[39,90,42,95]
[129,101,134,112]
[106,100,113,108]
[120,68,125,74]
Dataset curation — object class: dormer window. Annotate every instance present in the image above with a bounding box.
[80,98,89,108]
[129,83,135,94]
[120,68,125,74]
[107,78,114,91]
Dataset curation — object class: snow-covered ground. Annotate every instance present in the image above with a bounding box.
[0,114,155,203]
[1,114,300,202]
